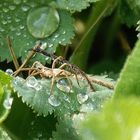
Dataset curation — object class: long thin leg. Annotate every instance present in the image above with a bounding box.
[52,56,64,69]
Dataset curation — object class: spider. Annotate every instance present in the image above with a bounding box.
[16,61,73,94]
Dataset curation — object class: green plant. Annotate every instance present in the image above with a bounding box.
[0,0,140,140]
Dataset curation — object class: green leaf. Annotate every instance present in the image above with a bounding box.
[52,119,79,140]
[0,70,13,123]
[119,0,140,26]
[0,1,74,61]
[114,40,140,97]
[56,0,100,12]
[79,97,140,140]
[12,74,114,117]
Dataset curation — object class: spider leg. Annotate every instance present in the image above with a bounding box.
[52,56,64,69]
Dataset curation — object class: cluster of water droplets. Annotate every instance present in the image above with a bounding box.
[26,76,42,91]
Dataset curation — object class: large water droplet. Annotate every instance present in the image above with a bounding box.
[77,93,88,104]
[27,7,60,39]
[26,76,38,88]
[48,95,61,107]
[5,69,13,75]
[3,97,13,110]
[56,78,71,93]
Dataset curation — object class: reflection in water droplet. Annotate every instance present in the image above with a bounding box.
[26,76,38,88]
[3,97,13,109]
[48,95,61,107]
[27,7,60,38]
[5,69,13,75]
[56,78,71,93]
[77,93,88,104]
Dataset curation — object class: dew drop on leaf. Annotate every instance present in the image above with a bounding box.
[9,5,16,11]
[26,76,38,88]
[80,103,94,113]
[3,97,13,110]
[5,69,13,75]
[27,7,60,39]
[56,78,71,93]
[13,76,25,86]
[14,0,21,5]
[48,95,61,107]
[77,93,88,104]
[34,84,42,91]
[21,5,30,12]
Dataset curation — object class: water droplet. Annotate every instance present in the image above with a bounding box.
[136,26,140,31]
[54,34,59,38]
[48,44,53,48]
[35,84,42,91]
[48,95,61,107]
[15,18,20,22]
[3,97,13,109]
[9,5,16,10]
[14,0,21,5]
[62,38,65,42]
[19,25,24,29]
[13,76,25,86]
[21,5,30,12]
[27,7,60,39]
[5,69,13,75]
[80,103,94,113]
[77,93,88,104]
[16,32,21,36]
[26,76,38,88]
[137,33,140,39]
[56,78,71,93]
[2,20,7,25]
[62,31,66,34]
[3,7,9,13]
[0,27,5,32]
[137,20,140,25]
[40,42,47,49]
[63,95,70,103]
